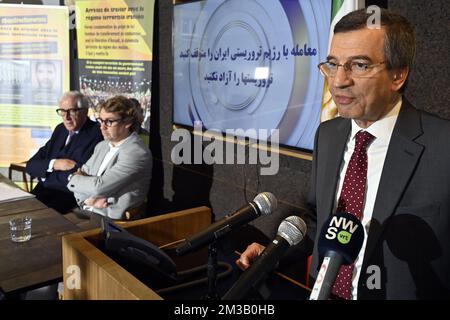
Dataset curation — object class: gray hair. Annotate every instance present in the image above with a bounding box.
[59,91,91,109]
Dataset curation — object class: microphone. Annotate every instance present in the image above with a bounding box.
[222,215,307,300]
[309,212,365,300]
[176,192,277,256]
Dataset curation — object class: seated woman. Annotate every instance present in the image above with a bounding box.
[67,96,152,220]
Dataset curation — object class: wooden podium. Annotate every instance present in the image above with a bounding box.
[62,206,211,300]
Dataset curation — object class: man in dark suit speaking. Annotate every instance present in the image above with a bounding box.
[26,91,103,213]
[238,9,450,299]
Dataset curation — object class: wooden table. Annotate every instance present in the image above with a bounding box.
[0,174,80,294]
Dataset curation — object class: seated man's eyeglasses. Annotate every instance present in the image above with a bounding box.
[96,117,122,127]
[318,60,386,77]
[56,108,82,117]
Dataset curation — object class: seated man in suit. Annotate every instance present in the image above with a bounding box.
[26,91,103,213]
[67,95,152,220]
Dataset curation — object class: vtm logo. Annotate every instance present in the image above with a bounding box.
[325,215,359,244]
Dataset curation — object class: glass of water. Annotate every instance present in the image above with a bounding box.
[9,217,32,242]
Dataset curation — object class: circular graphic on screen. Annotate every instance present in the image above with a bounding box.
[188,0,295,138]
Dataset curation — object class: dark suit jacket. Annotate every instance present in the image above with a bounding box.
[26,119,103,193]
[307,100,450,299]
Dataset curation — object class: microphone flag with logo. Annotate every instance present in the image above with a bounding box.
[309,212,364,300]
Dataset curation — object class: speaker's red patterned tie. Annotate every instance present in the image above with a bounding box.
[331,130,375,300]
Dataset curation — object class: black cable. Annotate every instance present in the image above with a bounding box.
[155,262,233,295]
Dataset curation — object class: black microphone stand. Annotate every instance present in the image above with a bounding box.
[203,241,220,300]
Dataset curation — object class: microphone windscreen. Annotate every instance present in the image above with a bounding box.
[277,215,307,246]
[253,192,277,215]
[318,212,364,265]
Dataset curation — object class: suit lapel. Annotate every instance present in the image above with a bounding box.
[64,119,92,151]
[92,143,111,174]
[104,149,119,172]
[54,128,70,159]
[363,101,424,261]
[57,127,69,151]
[95,133,136,174]
[64,132,77,150]
[321,119,351,217]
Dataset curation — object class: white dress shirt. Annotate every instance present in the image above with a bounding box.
[334,98,402,299]
[96,144,120,177]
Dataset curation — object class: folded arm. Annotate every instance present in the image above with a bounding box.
[68,146,150,200]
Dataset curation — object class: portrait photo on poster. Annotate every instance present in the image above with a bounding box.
[31,60,62,105]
